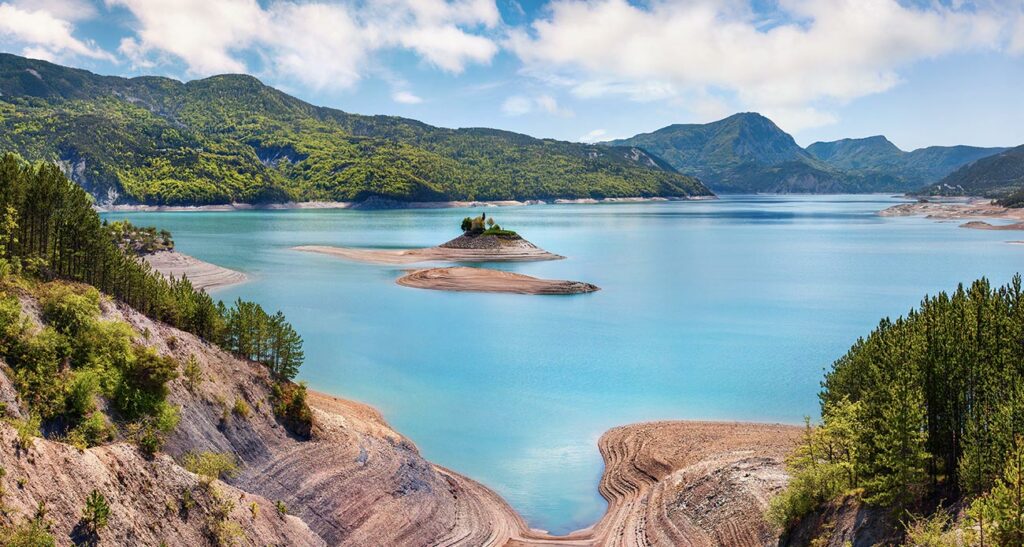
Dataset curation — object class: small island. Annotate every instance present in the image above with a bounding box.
[397,266,600,295]
[294,212,564,263]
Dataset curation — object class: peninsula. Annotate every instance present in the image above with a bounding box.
[110,220,248,291]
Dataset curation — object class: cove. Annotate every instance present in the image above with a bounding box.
[103,195,1024,534]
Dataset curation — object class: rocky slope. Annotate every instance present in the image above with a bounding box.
[0,290,800,546]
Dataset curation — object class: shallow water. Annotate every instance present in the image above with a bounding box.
[104,195,1024,534]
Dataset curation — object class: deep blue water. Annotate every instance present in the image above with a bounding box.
[103,195,1024,534]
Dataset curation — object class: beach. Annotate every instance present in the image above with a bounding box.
[142,250,248,291]
[396,267,599,295]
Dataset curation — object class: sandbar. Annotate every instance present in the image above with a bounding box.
[142,250,248,291]
[396,267,599,295]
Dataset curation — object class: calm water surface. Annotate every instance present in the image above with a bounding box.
[104,195,1024,534]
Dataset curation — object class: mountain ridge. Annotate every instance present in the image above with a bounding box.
[0,53,712,206]
[608,113,1007,193]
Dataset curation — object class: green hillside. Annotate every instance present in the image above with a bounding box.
[918,144,1024,204]
[606,113,858,193]
[0,53,711,206]
[609,114,1005,194]
[807,136,1005,187]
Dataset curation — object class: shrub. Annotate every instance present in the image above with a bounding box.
[39,284,100,336]
[275,500,288,516]
[231,398,249,419]
[10,414,40,451]
[272,382,312,439]
[0,517,55,546]
[82,489,110,533]
[182,451,238,483]
[114,347,178,419]
[183,355,203,391]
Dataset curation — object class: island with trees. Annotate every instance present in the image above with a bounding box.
[297,214,600,294]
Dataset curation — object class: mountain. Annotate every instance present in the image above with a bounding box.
[608,114,1006,194]
[605,113,857,193]
[918,144,1024,204]
[0,53,711,205]
[807,136,1006,187]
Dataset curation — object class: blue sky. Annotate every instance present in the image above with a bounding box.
[1,0,1022,150]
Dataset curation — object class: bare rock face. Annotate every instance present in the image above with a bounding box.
[0,427,323,546]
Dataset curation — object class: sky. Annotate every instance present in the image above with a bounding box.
[1,0,1023,150]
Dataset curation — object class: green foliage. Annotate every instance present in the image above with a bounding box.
[82,489,110,533]
[222,301,303,381]
[107,220,173,255]
[778,275,1024,538]
[231,398,249,419]
[902,509,965,547]
[968,439,1024,546]
[38,283,100,335]
[182,354,203,391]
[0,53,711,206]
[182,451,238,482]
[0,515,55,546]
[275,500,288,516]
[272,382,313,439]
[114,347,178,419]
[767,398,865,528]
[9,414,39,451]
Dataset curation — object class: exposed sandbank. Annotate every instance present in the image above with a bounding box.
[306,390,802,546]
[880,199,1024,222]
[396,267,599,295]
[880,200,1024,233]
[960,220,1024,230]
[293,242,564,264]
[141,250,247,291]
[96,195,712,213]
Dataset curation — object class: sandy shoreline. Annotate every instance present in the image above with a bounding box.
[96,195,712,213]
[294,243,564,264]
[397,267,599,295]
[141,250,248,291]
[311,386,802,546]
[879,200,1024,231]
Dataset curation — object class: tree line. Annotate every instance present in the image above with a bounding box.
[771,275,1024,541]
[0,152,303,381]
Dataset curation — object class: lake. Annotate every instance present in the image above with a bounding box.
[103,195,1024,534]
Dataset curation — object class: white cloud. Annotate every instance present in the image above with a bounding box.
[577,128,607,143]
[108,0,501,90]
[501,95,533,116]
[392,90,424,104]
[501,93,572,117]
[510,0,1023,131]
[0,2,112,61]
[11,0,95,21]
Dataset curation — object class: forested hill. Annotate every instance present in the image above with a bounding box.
[918,144,1024,205]
[0,53,712,206]
[607,113,1005,194]
[806,136,1006,188]
[605,113,853,193]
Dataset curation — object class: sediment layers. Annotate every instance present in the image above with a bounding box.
[142,250,248,291]
[2,293,800,546]
[396,267,600,294]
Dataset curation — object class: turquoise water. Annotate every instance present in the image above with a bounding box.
[104,195,1024,534]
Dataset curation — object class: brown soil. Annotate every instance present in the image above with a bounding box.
[0,292,801,546]
[396,267,599,294]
